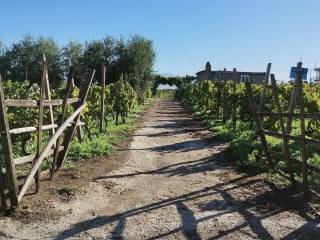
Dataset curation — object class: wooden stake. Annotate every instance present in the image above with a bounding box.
[245,82,273,167]
[68,59,82,143]
[35,55,46,193]
[44,58,55,137]
[286,62,302,135]
[270,74,295,186]
[68,59,76,88]
[0,75,18,206]
[296,64,309,200]
[0,172,7,215]
[232,68,237,133]
[51,66,74,176]
[216,71,222,117]
[222,68,227,120]
[76,121,84,143]
[56,70,96,169]
[259,63,272,112]
[100,65,106,133]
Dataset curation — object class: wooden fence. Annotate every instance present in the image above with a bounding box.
[246,62,320,200]
[212,63,272,133]
[0,55,95,214]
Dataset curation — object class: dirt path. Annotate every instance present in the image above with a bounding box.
[1,99,320,239]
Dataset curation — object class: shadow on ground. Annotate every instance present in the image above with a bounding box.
[93,152,231,180]
[54,174,320,239]
[55,101,320,239]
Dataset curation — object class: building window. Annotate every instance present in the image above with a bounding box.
[240,75,250,83]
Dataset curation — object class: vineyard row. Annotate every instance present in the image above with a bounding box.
[177,62,320,201]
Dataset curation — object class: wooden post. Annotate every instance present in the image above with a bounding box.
[270,74,295,186]
[76,119,84,142]
[68,59,83,142]
[259,63,272,112]
[0,76,8,217]
[296,65,309,200]
[68,59,76,89]
[0,75,18,206]
[35,55,46,193]
[0,172,7,215]
[286,62,302,135]
[51,67,74,176]
[44,57,55,138]
[100,65,106,133]
[222,68,227,120]
[56,70,95,169]
[232,68,237,133]
[245,82,273,167]
[216,71,222,117]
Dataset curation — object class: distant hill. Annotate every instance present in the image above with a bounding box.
[160,73,181,78]
[158,84,177,90]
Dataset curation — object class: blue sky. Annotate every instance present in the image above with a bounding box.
[1,0,319,80]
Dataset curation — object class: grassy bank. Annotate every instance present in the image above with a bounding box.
[13,98,155,172]
[189,107,266,172]
[187,104,320,192]
[64,98,154,166]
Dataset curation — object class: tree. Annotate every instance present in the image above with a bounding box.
[112,37,130,81]
[82,36,115,84]
[1,34,156,91]
[0,41,9,79]
[5,35,63,84]
[62,41,84,86]
[36,37,63,85]
[6,34,35,81]
[125,35,156,92]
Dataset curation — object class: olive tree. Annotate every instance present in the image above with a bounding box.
[82,36,116,84]
[62,41,84,86]
[5,35,63,84]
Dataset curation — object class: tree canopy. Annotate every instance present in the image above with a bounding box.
[151,75,195,95]
[0,34,156,90]
[2,35,62,84]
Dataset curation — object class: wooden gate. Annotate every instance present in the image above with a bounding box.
[0,56,95,214]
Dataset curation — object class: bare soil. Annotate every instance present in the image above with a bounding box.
[1,99,320,239]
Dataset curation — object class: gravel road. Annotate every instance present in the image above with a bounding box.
[1,100,319,239]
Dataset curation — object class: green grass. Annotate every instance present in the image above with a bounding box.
[191,109,267,173]
[67,98,154,164]
[1,98,154,175]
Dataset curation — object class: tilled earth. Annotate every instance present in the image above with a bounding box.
[1,100,320,239]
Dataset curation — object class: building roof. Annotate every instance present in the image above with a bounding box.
[196,70,205,75]
[196,70,265,75]
[232,71,265,75]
